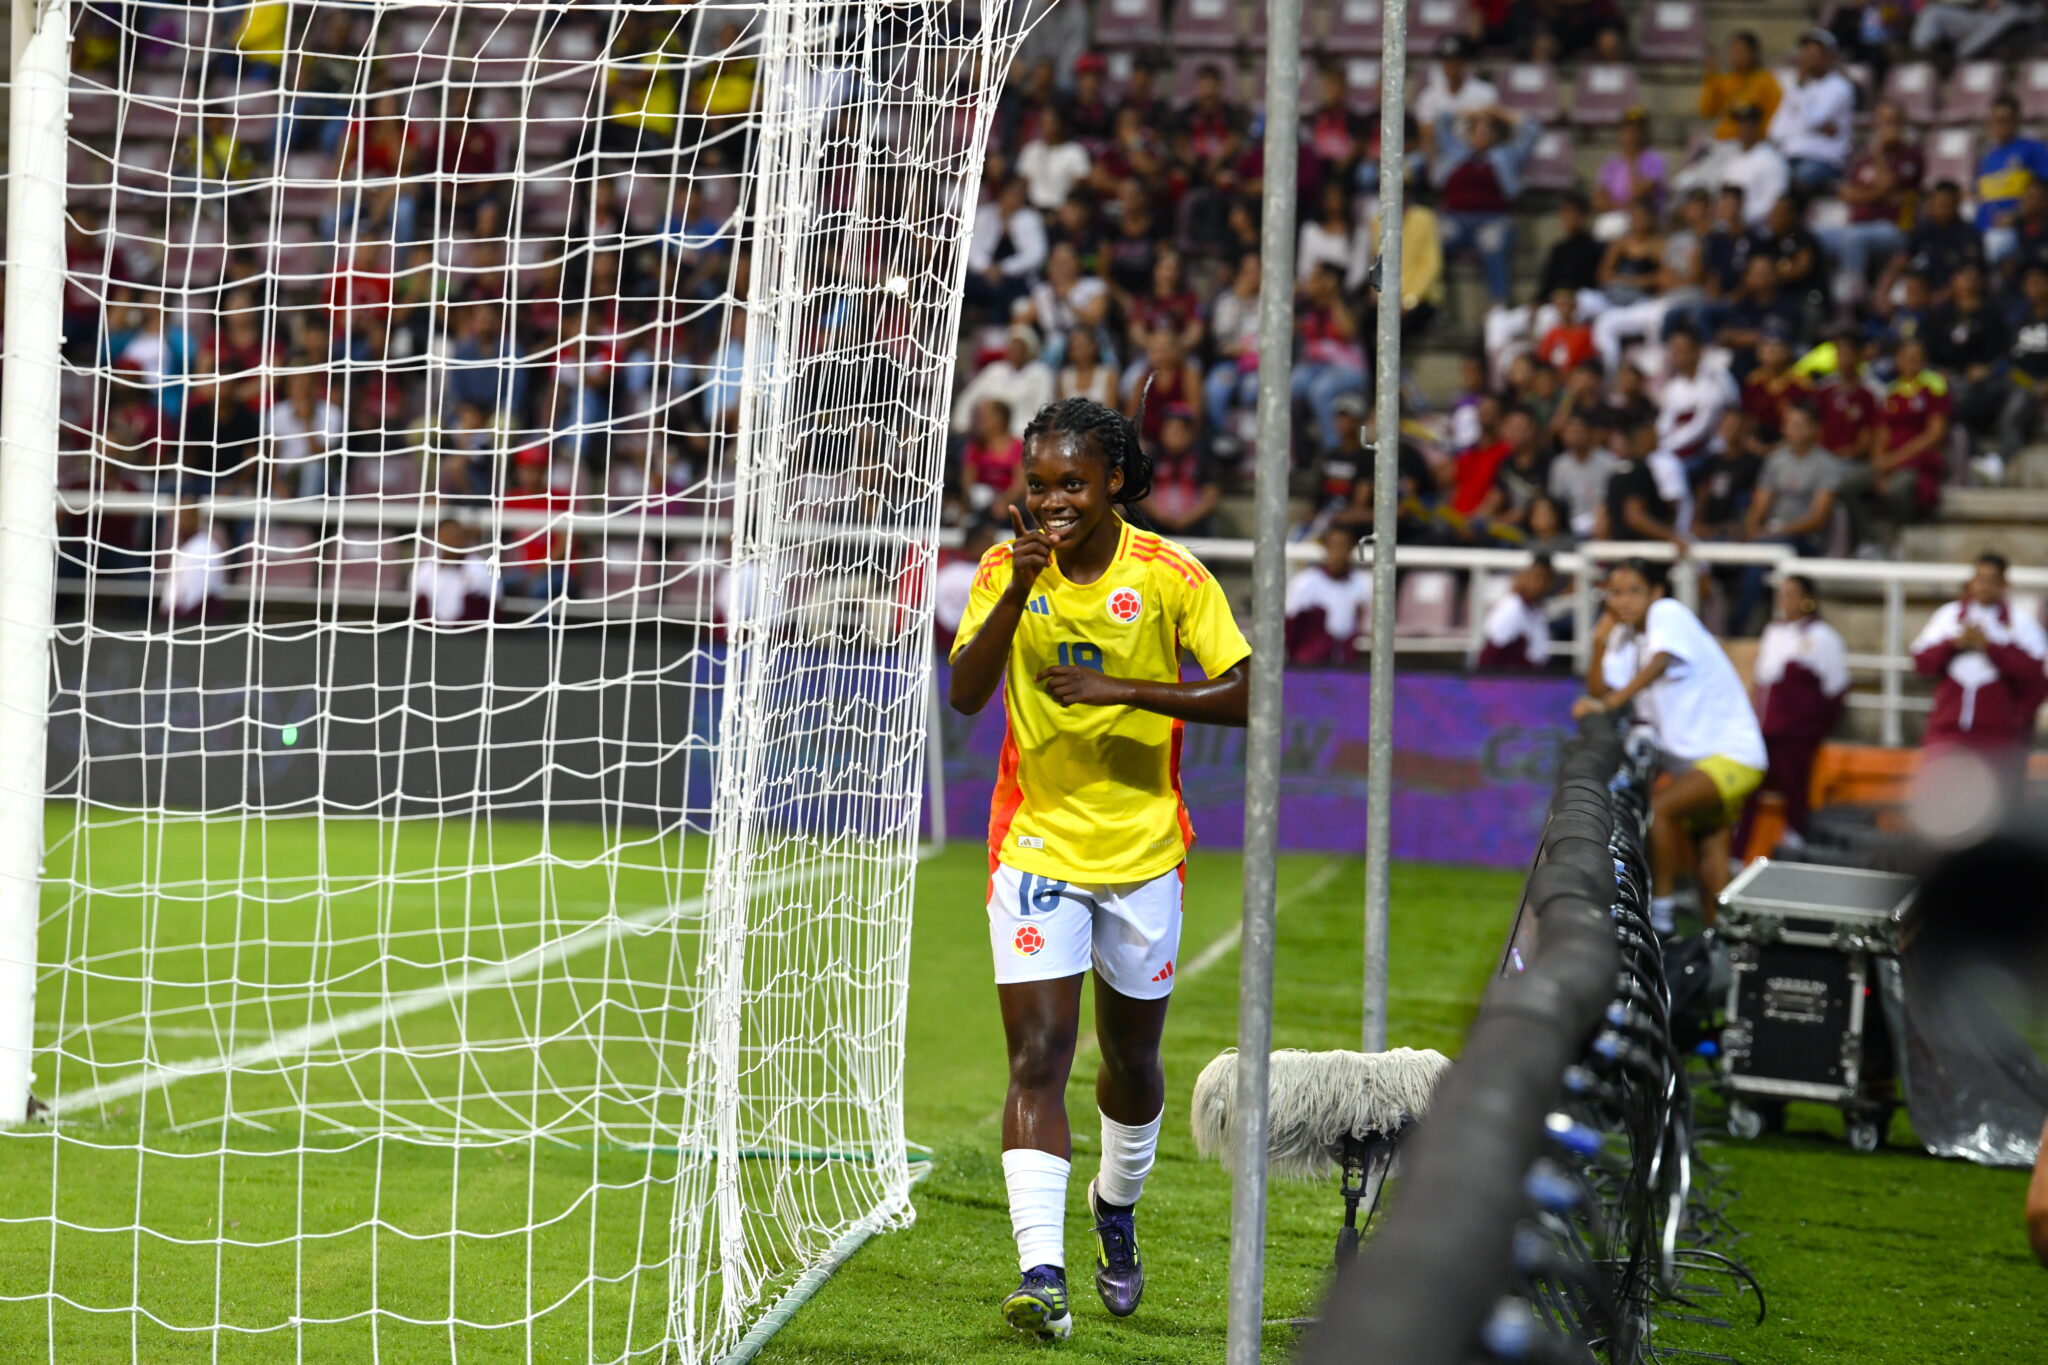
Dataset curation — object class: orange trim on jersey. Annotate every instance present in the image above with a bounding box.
[986,724,1026,887]
[1169,718,1196,854]
[973,544,1014,593]
[1131,541,1208,587]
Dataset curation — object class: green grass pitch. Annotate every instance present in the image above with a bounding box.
[1,815,2040,1361]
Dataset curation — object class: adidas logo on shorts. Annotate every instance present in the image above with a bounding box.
[1151,961,1174,983]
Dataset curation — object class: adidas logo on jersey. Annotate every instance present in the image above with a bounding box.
[1026,596,1051,615]
[1151,961,1174,983]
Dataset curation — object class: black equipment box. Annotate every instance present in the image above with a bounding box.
[1715,859,1915,1152]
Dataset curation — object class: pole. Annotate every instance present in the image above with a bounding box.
[0,0,69,1123]
[1226,0,1300,1358]
[1361,0,1407,1054]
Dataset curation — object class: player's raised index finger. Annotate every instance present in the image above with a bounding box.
[1007,504,1027,536]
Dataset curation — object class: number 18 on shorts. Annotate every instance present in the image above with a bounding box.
[987,862,1184,999]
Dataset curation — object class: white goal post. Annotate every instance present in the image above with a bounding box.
[0,1,1040,1359]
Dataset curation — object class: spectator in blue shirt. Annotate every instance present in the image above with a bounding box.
[1976,97,2048,265]
[1429,106,1544,307]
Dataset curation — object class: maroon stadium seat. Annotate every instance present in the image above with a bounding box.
[1924,127,1981,190]
[1172,0,1241,50]
[1636,0,1706,63]
[1569,64,1640,126]
[1881,62,1939,126]
[1337,57,1381,114]
[1093,0,1165,49]
[1941,62,2006,126]
[1407,0,1469,49]
[2020,60,2048,121]
[1317,0,1383,55]
[1521,129,1577,192]
[1395,571,1464,637]
[1496,63,1562,123]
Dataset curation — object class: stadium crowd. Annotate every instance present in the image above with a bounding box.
[42,0,2048,651]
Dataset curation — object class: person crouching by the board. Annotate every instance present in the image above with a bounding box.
[1910,551,2048,807]
[947,395,1251,1341]
[1574,558,1767,933]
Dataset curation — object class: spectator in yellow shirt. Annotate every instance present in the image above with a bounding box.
[1698,32,1782,142]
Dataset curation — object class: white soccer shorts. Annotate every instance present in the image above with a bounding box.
[987,861,1184,999]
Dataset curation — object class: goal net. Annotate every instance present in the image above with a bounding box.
[0,1,1036,1359]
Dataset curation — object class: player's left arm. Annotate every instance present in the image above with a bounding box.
[1036,558,1251,726]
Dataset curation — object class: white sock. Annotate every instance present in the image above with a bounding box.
[1095,1108,1162,1209]
[1002,1148,1069,1272]
[1650,895,1678,935]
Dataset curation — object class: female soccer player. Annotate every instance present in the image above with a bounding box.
[948,397,1250,1341]
[1575,558,1764,932]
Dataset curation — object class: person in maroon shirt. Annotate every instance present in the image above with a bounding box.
[1838,336,1950,548]
[1738,326,1811,450]
[1740,574,1850,853]
[1066,53,1115,150]
[1910,553,2048,791]
[1820,101,1925,303]
[1810,328,1879,463]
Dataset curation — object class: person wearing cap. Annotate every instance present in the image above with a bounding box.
[1720,103,1790,229]
[1066,54,1115,147]
[1911,0,2047,63]
[1770,28,1856,195]
[952,325,1054,438]
[1412,35,1498,157]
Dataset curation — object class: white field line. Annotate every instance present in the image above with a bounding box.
[47,864,818,1118]
[979,855,1351,1128]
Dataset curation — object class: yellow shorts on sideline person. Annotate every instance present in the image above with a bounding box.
[1690,755,1765,830]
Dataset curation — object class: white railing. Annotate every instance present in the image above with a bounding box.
[55,491,2043,743]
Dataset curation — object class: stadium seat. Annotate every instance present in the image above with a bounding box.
[1569,64,1640,127]
[1521,128,1577,192]
[1925,127,1981,191]
[1881,62,1939,126]
[1337,57,1381,113]
[2020,60,2048,121]
[1496,64,1562,123]
[1316,0,1382,54]
[1407,0,1469,48]
[1636,0,1706,63]
[1093,0,1165,49]
[1395,570,1463,636]
[1171,0,1241,49]
[1940,62,2005,125]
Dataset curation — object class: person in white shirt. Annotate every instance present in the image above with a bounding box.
[1721,104,1789,228]
[1016,109,1092,212]
[1576,559,1767,931]
[1473,555,1557,671]
[1770,30,1856,194]
[967,178,1048,315]
[1748,574,1850,851]
[1412,35,1499,154]
[412,518,497,625]
[1655,327,1734,465]
[933,517,999,656]
[952,325,1054,437]
[1284,527,1371,667]
[159,504,229,628]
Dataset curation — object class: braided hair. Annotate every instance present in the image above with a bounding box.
[1020,395,1155,508]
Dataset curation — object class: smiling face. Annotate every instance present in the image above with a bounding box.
[1022,432,1121,547]
[1604,565,1657,628]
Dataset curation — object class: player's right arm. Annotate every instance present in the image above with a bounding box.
[947,507,1054,715]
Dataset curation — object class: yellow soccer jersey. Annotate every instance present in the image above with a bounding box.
[950,519,1251,882]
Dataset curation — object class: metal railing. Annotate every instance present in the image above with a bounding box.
[55,490,2047,743]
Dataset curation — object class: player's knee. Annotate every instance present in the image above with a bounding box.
[1097,1041,1162,1094]
[1007,1028,1077,1092]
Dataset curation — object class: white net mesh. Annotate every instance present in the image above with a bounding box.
[0,1,1036,1357]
